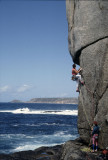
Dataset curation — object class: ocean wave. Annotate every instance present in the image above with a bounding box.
[12,142,63,153]
[0,132,78,140]
[11,123,73,127]
[0,134,27,139]
[13,144,41,152]
[0,133,78,153]
[0,107,78,115]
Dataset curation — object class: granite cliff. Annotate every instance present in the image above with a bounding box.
[66,0,108,149]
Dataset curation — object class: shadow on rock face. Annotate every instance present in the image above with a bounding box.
[66,0,108,149]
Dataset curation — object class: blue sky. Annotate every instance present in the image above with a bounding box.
[0,0,78,102]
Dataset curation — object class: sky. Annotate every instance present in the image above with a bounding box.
[0,0,79,102]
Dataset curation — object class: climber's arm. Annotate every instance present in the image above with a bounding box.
[78,68,82,73]
[73,68,79,74]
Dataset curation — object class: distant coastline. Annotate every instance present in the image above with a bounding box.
[10,97,78,104]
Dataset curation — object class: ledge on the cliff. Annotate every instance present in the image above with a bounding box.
[0,138,107,160]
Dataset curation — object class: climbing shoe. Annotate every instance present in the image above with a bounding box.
[80,81,84,85]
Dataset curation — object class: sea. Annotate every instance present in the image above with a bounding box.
[0,103,79,154]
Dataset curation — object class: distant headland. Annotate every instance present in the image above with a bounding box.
[10,97,78,104]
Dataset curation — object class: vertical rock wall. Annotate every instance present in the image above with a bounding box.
[66,0,108,148]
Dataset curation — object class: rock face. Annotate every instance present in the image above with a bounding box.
[0,145,62,160]
[66,0,108,148]
[0,139,106,160]
[61,139,104,160]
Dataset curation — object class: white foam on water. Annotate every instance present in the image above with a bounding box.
[0,134,28,139]
[13,142,62,153]
[13,144,40,152]
[12,133,78,152]
[0,133,79,153]
[11,123,73,127]
[0,108,78,115]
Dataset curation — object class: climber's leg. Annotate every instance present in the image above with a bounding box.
[92,135,95,152]
[95,140,98,152]
[75,75,81,92]
[76,77,79,92]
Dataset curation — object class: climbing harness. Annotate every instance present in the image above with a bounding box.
[71,75,78,81]
[71,75,76,81]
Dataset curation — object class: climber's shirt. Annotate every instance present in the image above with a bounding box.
[92,125,99,136]
[72,68,77,75]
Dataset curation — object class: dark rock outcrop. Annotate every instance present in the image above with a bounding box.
[0,145,62,160]
[66,0,108,149]
[61,139,104,160]
[0,139,106,160]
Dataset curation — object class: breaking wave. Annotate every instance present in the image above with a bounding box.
[0,133,78,153]
[0,107,78,115]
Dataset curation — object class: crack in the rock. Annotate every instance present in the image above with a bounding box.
[95,85,108,109]
[73,36,108,65]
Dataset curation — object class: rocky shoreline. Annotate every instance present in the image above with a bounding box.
[0,138,106,160]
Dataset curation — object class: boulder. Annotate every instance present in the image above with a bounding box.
[0,145,62,160]
[61,139,103,160]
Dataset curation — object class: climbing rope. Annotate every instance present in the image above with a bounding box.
[79,72,97,147]
[79,67,95,124]
[84,84,95,123]
[80,84,97,149]
[81,89,92,128]
[71,67,96,126]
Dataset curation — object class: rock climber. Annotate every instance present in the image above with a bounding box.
[92,121,99,152]
[72,63,84,92]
